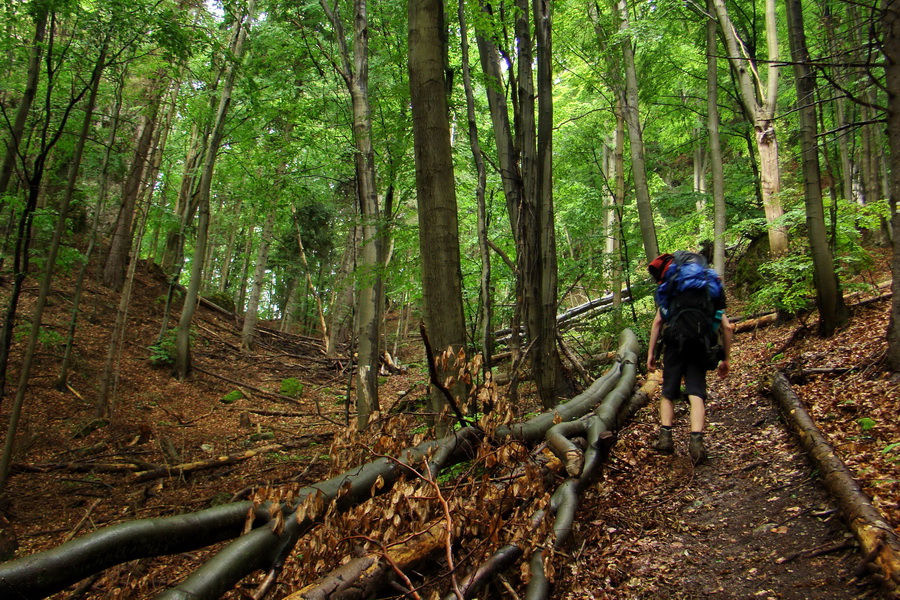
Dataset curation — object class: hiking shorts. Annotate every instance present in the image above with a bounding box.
[661,342,708,401]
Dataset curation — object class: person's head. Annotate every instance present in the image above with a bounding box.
[648,253,674,284]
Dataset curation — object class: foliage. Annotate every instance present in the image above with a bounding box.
[221,389,244,404]
[748,253,816,315]
[279,377,304,398]
[148,328,184,367]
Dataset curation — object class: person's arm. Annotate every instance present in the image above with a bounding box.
[717,312,733,377]
[647,308,664,371]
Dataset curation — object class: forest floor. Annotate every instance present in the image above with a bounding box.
[0,253,898,600]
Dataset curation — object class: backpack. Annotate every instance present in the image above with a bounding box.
[654,251,725,370]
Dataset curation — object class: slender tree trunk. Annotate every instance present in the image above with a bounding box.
[175,0,255,379]
[458,0,492,374]
[613,101,626,306]
[0,7,48,200]
[103,79,165,289]
[533,0,567,407]
[321,0,382,429]
[237,231,253,313]
[217,199,243,294]
[58,64,125,390]
[0,39,107,490]
[241,207,277,353]
[785,0,847,336]
[474,9,524,368]
[327,226,358,357]
[97,185,153,417]
[295,221,329,350]
[615,0,658,261]
[707,0,726,276]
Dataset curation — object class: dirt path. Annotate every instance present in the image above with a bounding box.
[557,344,891,599]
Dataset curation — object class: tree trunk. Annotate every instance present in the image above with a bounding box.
[58,64,126,390]
[474,9,524,372]
[769,372,900,589]
[96,183,153,417]
[327,226,358,357]
[712,0,788,257]
[615,0,658,262]
[175,0,255,380]
[458,0,492,375]
[409,0,469,430]
[0,38,107,490]
[217,199,242,294]
[613,102,626,306]
[706,0,726,277]
[320,0,383,429]
[533,0,567,407]
[785,0,847,336]
[240,206,277,353]
[102,78,165,290]
[883,0,900,373]
[0,7,48,200]
[295,221,330,350]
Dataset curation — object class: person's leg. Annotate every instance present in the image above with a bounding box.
[659,396,675,427]
[655,350,684,455]
[688,394,705,433]
[653,395,675,453]
[684,363,709,464]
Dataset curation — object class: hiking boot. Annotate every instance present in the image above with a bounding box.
[653,428,674,454]
[689,433,708,465]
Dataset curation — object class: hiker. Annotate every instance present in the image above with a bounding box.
[646,251,733,465]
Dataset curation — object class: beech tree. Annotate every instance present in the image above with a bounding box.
[711,0,788,257]
[175,0,256,380]
[408,0,468,427]
[883,0,900,372]
[785,0,847,336]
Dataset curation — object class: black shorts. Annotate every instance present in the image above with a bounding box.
[661,342,708,401]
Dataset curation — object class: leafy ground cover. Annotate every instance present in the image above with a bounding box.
[0,256,897,599]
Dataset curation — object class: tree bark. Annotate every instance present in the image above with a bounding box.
[175,0,255,379]
[614,0,658,262]
[769,372,900,590]
[883,0,900,372]
[785,0,848,337]
[102,76,165,289]
[0,6,48,199]
[712,0,788,257]
[241,206,277,353]
[458,0,492,375]
[321,0,383,429]
[706,0,726,277]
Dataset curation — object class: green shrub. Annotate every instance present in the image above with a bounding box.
[148,329,179,367]
[280,377,304,398]
[221,389,243,404]
[205,291,236,314]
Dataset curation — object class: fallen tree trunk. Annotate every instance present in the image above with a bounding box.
[133,444,283,483]
[286,520,447,600]
[0,332,642,600]
[769,371,900,593]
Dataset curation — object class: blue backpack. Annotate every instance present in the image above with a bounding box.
[655,251,725,369]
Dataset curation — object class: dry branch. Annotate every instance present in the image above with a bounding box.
[769,371,900,593]
[0,331,642,600]
[286,520,446,600]
[133,444,283,483]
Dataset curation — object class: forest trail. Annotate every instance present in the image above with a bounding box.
[555,299,898,600]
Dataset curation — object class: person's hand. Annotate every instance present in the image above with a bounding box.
[717,359,730,378]
[647,354,657,372]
